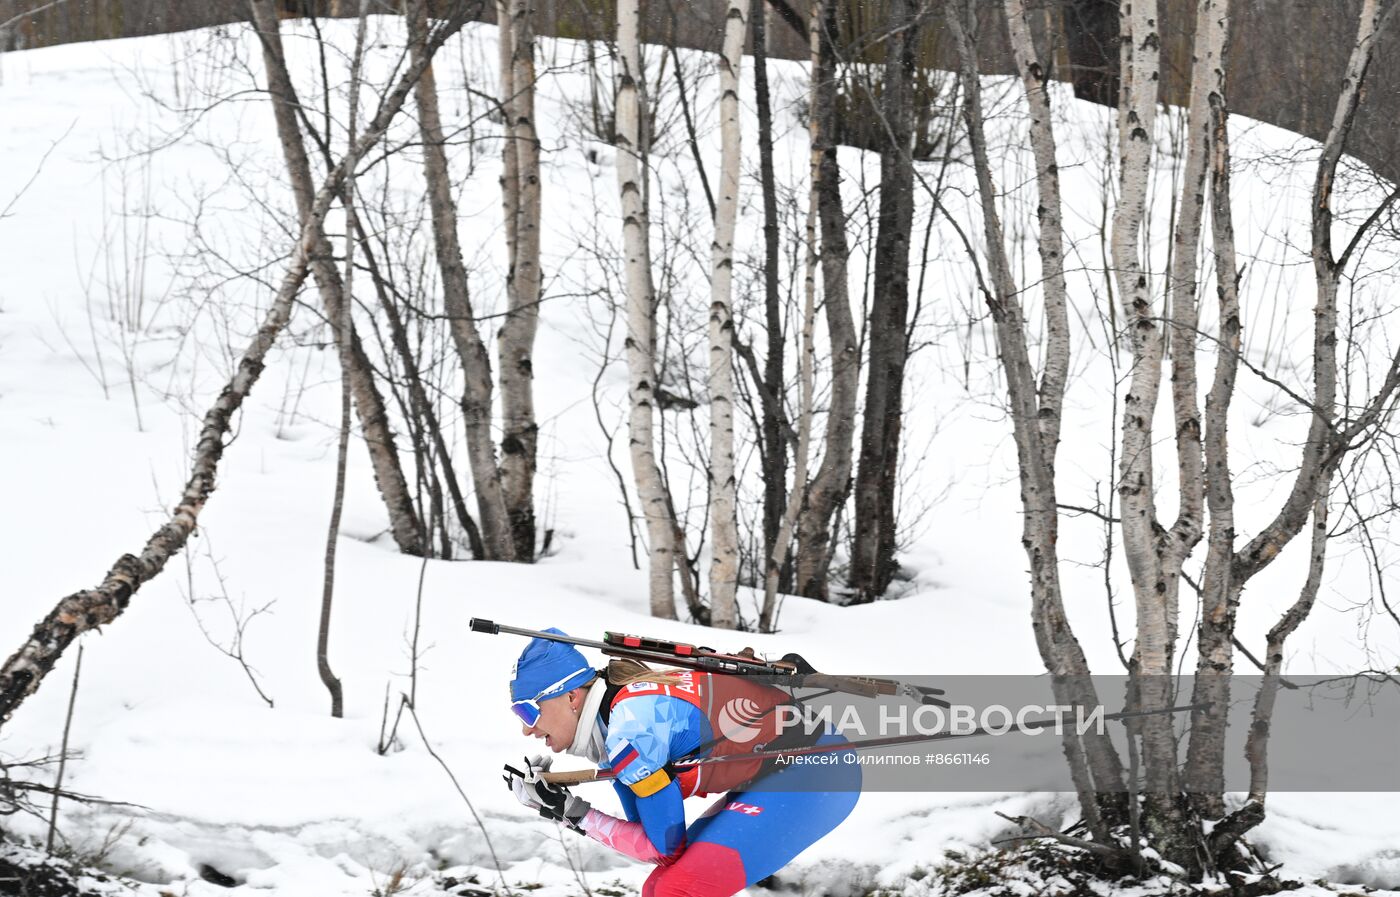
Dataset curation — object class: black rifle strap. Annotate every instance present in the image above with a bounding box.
[598,670,625,726]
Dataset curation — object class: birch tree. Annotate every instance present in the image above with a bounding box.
[617,0,675,619]
[707,0,746,629]
[1103,0,1204,850]
[407,0,516,561]
[955,0,1400,875]
[1184,0,1400,832]
[793,0,857,602]
[945,0,1126,845]
[247,0,425,558]
[498,0,542,561]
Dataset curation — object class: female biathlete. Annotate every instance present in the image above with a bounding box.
[502,628,860,897]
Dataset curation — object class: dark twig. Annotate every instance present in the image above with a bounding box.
[732,333,800,449]
[1179,569,1301,688]
[45,643,82,853]
[0,120,76,219]
[1058,503,1120,523]
[405,699,508,891]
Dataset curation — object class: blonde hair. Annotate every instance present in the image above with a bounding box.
[605,657,688,688]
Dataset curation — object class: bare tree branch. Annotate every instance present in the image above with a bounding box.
[0,5,468,728]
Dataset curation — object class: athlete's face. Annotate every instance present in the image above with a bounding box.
[521,685,587,752]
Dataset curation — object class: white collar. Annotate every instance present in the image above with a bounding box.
[566,678,607,763]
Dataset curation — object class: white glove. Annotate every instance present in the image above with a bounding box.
[503,755,591,831]
[509,754,552,811]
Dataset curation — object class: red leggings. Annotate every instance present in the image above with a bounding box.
[642,841,749,897]
[640,773,859,897]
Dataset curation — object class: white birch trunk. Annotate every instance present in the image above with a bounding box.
[1173,0,1236,815]
[499,0,542,561]
[1110,0,1184,812]
[708,0,745,629]
[1113,0,1165,630]
[1003,0,1069,456]
[497,0,518,262]
[1187,0,1398,819]
[944,6,1130,840]
[1161,0,1225,642]
[1183,7,1242,807]
[997,0,1124,833]
[616,0,675,619]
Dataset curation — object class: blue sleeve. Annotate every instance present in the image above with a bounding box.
[611,779,639,822]
[604,690,709,856]
[606,775,684,854]
[634,780,686,855]
[606,748,684,853]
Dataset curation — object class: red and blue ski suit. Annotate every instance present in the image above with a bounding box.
[578,670,860,897]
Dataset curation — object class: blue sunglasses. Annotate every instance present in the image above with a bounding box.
[511,667,590,728]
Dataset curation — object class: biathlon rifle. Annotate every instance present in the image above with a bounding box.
[469,618,950,706]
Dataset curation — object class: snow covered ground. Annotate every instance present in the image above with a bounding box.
[1,16,1398,897]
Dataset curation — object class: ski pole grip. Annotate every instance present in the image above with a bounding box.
[470,618,499,634]
[542,768,602,786]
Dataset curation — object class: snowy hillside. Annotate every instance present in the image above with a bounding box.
[1,15,1398,897]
